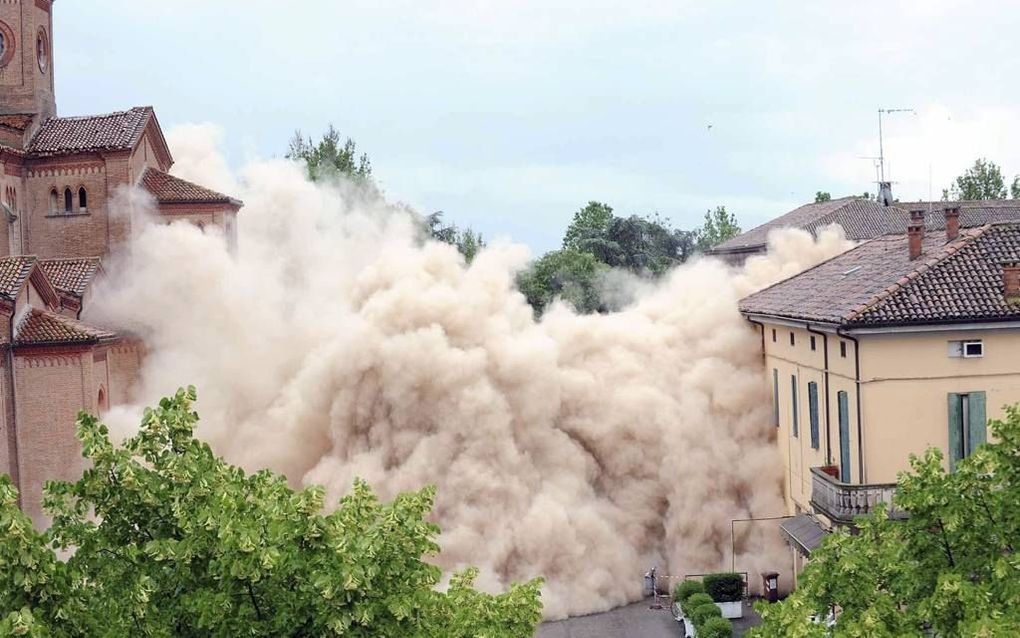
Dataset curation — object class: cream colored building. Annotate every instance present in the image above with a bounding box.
[740,209,1020,568]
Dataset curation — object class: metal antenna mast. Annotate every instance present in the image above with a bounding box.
[877,108,915,183]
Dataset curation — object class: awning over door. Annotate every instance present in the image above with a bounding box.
[780,514,827,557]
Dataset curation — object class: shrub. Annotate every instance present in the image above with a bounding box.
[703,572,744,603]
[685,592,715,611]
[672,579,705,603]
[690,602,722,628]
[698,616,733,638]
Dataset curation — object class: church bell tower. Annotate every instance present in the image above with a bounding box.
[0,0,56,121]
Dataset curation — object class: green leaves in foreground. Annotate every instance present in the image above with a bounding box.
[751,405,1020,637]
[0,387,543,637]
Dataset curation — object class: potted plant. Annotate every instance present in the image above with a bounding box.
[820,464,840,479]
[699,616,733,638]
[690,601,723,636]
[703,572,744,619]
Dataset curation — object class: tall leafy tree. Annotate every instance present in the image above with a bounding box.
[814,191,832,203]
[948,158,1007,200]
[751,405,1020,637]
[603,214,695,274]
[516,249,606,315]
[695,206,741,251]
[0,388,543,637]
[1011,176,1020,200]
[287,125,373,183]
[423,211,486,263]
[562,201,615,253]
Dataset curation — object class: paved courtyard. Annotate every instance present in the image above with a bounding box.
[536,598,762,638]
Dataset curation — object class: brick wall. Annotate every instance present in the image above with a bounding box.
[14,348,93,526]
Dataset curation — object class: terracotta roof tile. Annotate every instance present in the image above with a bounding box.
[27,107,152,156]
[14,307,115,346]
[140,168,238,205]
[740,223,1020,327]
[712,198,1020,254]
[0,256,37,299]
[39,258,101,297]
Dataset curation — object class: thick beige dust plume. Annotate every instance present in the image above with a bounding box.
[91,125,852,619]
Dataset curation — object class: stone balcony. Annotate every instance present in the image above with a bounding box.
[809,466,902,525]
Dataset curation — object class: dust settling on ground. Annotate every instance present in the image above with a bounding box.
[92,125,853,619]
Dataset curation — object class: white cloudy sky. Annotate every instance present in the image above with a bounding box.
[57,1,1020,251]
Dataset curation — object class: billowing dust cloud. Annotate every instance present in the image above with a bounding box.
[92,125,853,619]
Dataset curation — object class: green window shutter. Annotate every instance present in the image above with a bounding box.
[948,393,964,472]
[790,375,798,437]
[773,369,780,427]
[808,382,819,450]
[837,391,850,483]
[968,391,987,452]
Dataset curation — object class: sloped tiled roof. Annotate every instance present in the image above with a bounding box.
[140,168,238,205]
[27,107,153,156]
[712,198,894,252]
[14,307,115,346]
[712,198,1020,254]
[740,223,1020,327]
[39,258,101,297]
[0,256,37,299]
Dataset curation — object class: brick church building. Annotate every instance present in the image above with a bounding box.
[0,0,241,522]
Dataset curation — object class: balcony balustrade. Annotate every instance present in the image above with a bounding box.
[809,466,902,525]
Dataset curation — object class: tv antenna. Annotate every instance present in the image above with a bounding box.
[877,108,915,183]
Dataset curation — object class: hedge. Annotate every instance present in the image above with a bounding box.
[672,579,704,603]
[703,572,743,603]
[690,602,722,628]
[698,616,733,638]
[685,593,714,611]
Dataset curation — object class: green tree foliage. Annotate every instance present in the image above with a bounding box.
[814,191,832,203]
[516,249,605,315]
[699,616,733,638]
[0,388,543,637]
[695,206,741,251]
[287,125,373,183]
[751,405,1020,637]
[562,201,615,253]
[948,158,1007,200]
[1011,176,1020,200]
[423,211,486,263]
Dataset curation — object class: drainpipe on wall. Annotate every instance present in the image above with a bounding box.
[837,329,865,484]
[806,324,832,465]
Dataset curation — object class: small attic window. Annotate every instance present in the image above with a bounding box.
[842,266,862,276]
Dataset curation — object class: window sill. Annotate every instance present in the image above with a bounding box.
[45,212,91,218]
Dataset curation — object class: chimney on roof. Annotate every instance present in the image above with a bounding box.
[878,181,894,207]
[908,209,925,260]
[1005,262,1020,303]
[944,206,960,241]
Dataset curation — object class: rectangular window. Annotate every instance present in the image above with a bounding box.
[810,335,816,351]
[808,381,820,450]
[772,369,780,427]
[840,341,847,358]
[790,332,796,346]
[963,341,984,358]
[790,375,799,437]
[948,392,987,471]
[772,329,777,342]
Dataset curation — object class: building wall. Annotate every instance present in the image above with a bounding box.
[0,0,56,120]
[13,349,93,526]
[107,341,143,407]
[24,158,111,258]
[858,327,1020,483]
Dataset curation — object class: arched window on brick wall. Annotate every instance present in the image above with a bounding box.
[78,187,87,213]
[97,387,108,414]
[63,188,72,214]
[50,188,58,213]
